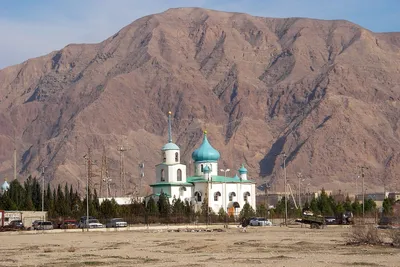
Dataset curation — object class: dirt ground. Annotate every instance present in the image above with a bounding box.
[0,226,399,267]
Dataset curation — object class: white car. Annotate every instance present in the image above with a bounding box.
[81,219,104,228]
[106,218,128,228]
[249,217,272,226]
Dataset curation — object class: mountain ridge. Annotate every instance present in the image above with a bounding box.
[1,7,400,195]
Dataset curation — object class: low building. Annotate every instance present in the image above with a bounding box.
[0,210,47,227]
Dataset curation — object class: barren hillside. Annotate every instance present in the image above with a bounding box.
[1,7,400,195]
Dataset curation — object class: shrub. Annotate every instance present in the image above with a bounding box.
[346,225,383,245]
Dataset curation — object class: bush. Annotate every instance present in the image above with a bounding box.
[389,229,400,247]
[346,225,383,245]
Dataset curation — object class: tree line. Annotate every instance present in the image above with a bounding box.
[0,178,397,224]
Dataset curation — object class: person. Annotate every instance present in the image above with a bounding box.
[241,217,249,232]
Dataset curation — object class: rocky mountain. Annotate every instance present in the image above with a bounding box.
[1,7,400,196]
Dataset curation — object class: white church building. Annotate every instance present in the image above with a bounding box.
[146,112,256,216]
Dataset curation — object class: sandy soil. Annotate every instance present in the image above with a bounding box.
[0,226,399,267]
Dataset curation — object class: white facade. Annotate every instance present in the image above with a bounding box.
[155,164,187,183]
[147,113,256,216]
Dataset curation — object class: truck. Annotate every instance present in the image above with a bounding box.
[295,212,326,229]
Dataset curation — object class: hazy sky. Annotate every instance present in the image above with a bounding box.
[1,0,399,69]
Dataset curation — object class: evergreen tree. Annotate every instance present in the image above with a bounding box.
[351,199,362,216]
[317,189,333,216]
[239,202,255,219]
[383,197,395,216]
[256,204,266,217]
[56,184,65,216]
[310,197,319,214]
[343,195,352,212]
[146,197,158,216]
[364,198,377,213]
[64,183,71,216]
[218,207,227,222]
[157,192,171,219]
[9,179,25,209]
[31,177,41,210]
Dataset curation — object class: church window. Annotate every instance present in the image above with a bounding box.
[201,164,204,172]
[163,152,166,162]
[194,191,202,202]
[214,191,221,201]
[229,192,236,202]
[177,169,182,181]
[161,169,165,181]
[175,152,179,162]
[243,192,250,202]
[179,186,186,197]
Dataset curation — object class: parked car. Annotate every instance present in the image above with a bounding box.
[34,221,54,230]
[32,220,43,229]
[324,216,337,225]
[78,216,96,228]
[106,218,128,228]
[249,217,272,226]
[61,220,79,229]
[80,219,104,229]
[9,220,24,229]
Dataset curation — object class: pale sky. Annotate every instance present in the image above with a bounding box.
[0,0,399,69]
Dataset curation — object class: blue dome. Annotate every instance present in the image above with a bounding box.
[162,142,180,151]
[192,131,220,162]
[1,181,10,191]
[238,164,248,174]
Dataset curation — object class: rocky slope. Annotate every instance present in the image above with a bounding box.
[1,7,400,196]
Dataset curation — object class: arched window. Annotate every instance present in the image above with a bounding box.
[179,186,186,197]
[161,169,165,181]
[201,164,204,172]
[229,192,236,202]
[163,152,166,162]
[177,169,182,181]
[194,191,202,202]
[175,152,179,162]
[243,192,251,202]
[214,191,221,201]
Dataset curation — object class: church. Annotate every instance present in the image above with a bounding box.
[146,112,256,216]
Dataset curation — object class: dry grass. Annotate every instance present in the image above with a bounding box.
[388,229,400,247]
[67,246,76,252]
[346,225,383,246]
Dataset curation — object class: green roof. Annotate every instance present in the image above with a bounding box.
[192,131,220,162]
[162,142,180,151]
[238,164,248,173]
[187,176,255,184]
[150,182,193,187]
[145,192,172,198]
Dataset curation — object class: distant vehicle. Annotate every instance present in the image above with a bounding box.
[324,216,336,225]
[34,221,54,230]
[32,220,43,229]
[378,217,400,229]
[79,216,96,228]
[9,220,24,229]
[249,217,272,226]
[80,219,104,229]
[106,218,128,228]
[61,220,78,229]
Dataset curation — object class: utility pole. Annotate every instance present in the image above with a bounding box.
[297,172,302,210]
[139,163,144,196]
[41,166,46,212]
[265,183,271,220]
[99,146,107,197]
[83,147,93,230]
[283,153,288,226]
[118,145,127,196]
[360,166,369,223]
[13,147,17,181]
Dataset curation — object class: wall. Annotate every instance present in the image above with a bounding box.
[193,162,218,176]
[191,182,256,214]
[155,164,187,183]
